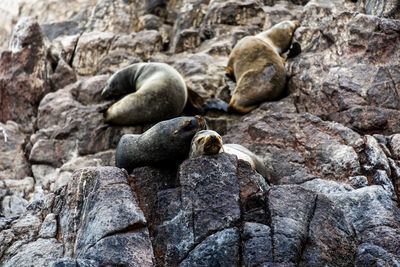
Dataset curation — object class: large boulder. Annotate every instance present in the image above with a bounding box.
[0,167,155,266]
[0,17,51,128]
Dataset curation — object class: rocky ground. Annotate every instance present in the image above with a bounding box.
[0,0,400,266]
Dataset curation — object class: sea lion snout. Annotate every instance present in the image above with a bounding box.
[203,134,222,155]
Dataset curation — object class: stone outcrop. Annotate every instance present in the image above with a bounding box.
[1,0,400,266]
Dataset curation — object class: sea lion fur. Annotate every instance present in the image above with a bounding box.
[116,116,207,173]
[102,62,188,125]
[227,20,300,113]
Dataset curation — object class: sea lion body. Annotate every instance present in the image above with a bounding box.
[227,20,300,113]
[116,116,206,173]
[189,130,269,180]
[102,62,188,125]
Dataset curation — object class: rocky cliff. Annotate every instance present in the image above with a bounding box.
[0,0,400,266]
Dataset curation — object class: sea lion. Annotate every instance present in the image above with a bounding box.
[189,130,270,180]
[226,20,300,113]
[102,62,188,125]
[116,116,207,173]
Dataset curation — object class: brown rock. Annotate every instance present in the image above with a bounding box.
[289,11,400,134]
[223,112,363,185]
[72,30,162,76]
[0,17,51,128]
[0,121,31,180]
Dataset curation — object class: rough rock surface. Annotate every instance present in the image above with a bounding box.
[1,0,400,266]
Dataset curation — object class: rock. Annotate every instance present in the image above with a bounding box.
[38,213,57,238]
[328,186,400,264]
[300,178,353,194]
[1,0,400,265]
[72,30,162,76]
[269,185,316,264]
[1,166,155,266]
[179,228,240,267]
[58,167,152,263]
[389,134,400,160]
[242,222,273,266]
[372,169,396,199]
[52,258,99,267]
[35,84,127,156]
[171,29,201,53]
[1,195,28,217]
[204,0,264,27]
[364,135,390,174]
[299,194,356,266]
[360,0,400,19]
[179,153,241,243]
[237,160,270,223]
[289,11,400,135]
[50,58,77,91]
[0,121,31,180]
[29,139,77,167]
[224,113,363,185]
[0,17,51,128]
[349,175,369,188]
[1,238,63,267]
[355,243,400,266]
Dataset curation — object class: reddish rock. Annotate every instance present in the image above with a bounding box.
[0,17,51,128]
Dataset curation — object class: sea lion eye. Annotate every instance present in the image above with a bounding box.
[183,119,198,130]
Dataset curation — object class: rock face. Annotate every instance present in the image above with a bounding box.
[1,0,400,266]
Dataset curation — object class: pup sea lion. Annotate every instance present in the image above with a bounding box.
[189,130,270,180]
[226,20,300,113]
[102,62,188,125]
[116,116,207,173]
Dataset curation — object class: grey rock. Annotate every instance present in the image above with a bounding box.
[179,153,241,243]
[0,121,31,181]
[39,213,57,238]
[242,222,273,266]
[300,178,354,195]
[179,228,240,267]
[29,139,77,167]
[269,185,317,264]
[1,238,63,267]
[355,243,400,266]
[349,175,369,188]
[364,135,391,174]
[372,170,396,199]
[237,160,270,223]
[361,0,400,19]
[1,195,28,217]
[58,167,149,258]
[328,186,400,262]
[53,258,99,267]
[83,228,154,267]
[300,194,356,266]
[389,134,400,160]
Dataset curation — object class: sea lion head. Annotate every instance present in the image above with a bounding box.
[101,68,134,99]
[189,130,223,158]
[266,20,301,53]
[168,116,208,155]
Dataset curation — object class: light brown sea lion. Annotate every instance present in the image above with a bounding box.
[189,130,270,180]
[226,20,300,113]
[116,116,207,173]
[102,62,188,125]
